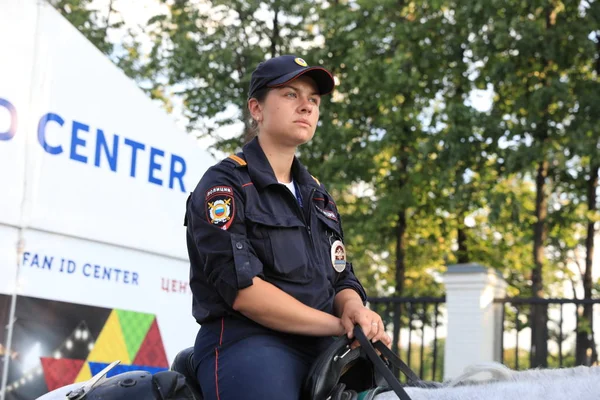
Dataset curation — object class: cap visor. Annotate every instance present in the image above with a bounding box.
[267,67,335,95]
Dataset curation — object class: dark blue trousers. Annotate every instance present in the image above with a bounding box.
[194,317,333,400]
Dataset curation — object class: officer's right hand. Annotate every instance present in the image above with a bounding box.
[340,300,391,348]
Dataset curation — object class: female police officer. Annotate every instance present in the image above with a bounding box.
[184,55,391,400]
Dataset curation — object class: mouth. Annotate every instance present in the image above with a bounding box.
[294,120,311,127]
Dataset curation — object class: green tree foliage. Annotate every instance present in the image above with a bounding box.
[565,0,600,365]
[49,0,118,55]
[137,0,321,151]
[306,0,456,299]
[49,0,150,87]
[463,0,597,366]
[53,0,599,366]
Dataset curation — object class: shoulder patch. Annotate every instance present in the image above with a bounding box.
[205,186,235,230]
[228,154,247,166]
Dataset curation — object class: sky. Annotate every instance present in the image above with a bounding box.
[89,0,167,43]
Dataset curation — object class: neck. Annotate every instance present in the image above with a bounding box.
[257,135,295,183]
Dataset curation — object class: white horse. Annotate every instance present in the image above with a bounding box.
[37,359,600,400]
[376,362,600,400]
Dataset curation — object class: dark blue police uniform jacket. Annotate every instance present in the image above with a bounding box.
[185,137,367,345]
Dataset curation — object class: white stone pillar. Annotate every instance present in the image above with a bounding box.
[442,263,507,380]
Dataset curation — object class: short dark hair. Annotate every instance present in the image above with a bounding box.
[249,86,271,103]
[248,87,272,135]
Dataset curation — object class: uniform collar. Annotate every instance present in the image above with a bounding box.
[242,137,320,190]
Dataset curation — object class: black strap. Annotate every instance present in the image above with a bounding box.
[372,341,420,383]
[353,325,414,400]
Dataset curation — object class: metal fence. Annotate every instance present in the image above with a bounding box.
[495,297,600,369]
[367,296,446,382]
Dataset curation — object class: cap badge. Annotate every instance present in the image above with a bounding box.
[294,57,308,67]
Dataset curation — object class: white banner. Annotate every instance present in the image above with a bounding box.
[0,0,36,228]
[16,229,198,362]
[0,0,215,260]
[0,0,215,389]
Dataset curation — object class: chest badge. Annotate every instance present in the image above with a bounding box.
[330,240,346,273]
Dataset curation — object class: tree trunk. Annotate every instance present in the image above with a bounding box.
[576,163,598,365]
[457,224,469,264]
[530,159,549,367]
[392,209,407,360]
[392,149,409,362]
[270,6,280,57]
[454,72,469,265]
[395,209,407,296]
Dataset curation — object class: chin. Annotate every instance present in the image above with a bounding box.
[288,136,312,148]
[291,129,315,146]
[264,127,315,148]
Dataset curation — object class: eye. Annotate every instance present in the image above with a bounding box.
[309,97,320,105]
[285,92,297,98]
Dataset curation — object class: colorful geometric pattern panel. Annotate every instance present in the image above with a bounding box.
[4,295,172,400]
[86,310,131,364]
[132,318,169,367]
[74,361,92,383]
[116,309,154,361]
[88,362,168,378]
[40,358,85,391]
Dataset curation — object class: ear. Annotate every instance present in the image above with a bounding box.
[248,98,263,122]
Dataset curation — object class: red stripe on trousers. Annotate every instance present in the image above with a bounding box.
[215,317,224,400]
[215,348,221,400]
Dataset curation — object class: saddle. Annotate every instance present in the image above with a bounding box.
[302,325,442,400]
[170,325,440,400]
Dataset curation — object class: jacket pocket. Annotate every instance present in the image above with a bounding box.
[245,212,309,280]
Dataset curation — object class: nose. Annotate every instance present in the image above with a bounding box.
[298,96,314,114]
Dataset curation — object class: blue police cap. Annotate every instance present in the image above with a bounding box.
[248,55,335,99]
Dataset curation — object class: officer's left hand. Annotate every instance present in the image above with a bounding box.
[340,300,392,349]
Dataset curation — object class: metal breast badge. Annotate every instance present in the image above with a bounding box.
[330,240,346,273]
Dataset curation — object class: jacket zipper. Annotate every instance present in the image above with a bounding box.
[304,188,316,238]
[304,188,330,273]
[282,185,324,271]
